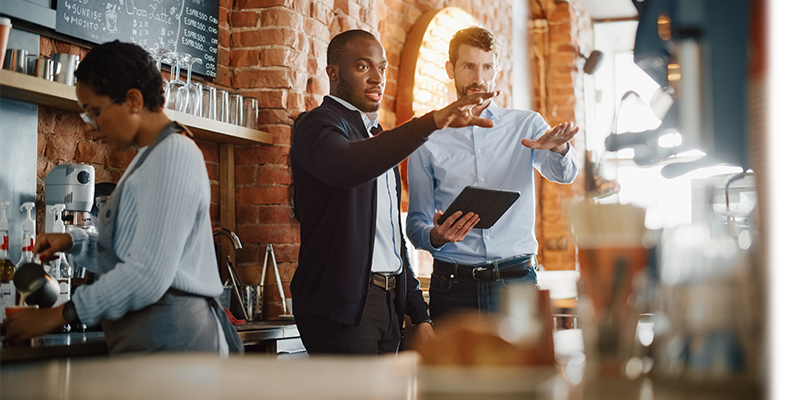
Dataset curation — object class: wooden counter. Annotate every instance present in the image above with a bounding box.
[0,352,764,400]
[0,321,302,362]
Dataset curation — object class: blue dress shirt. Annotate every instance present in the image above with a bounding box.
[328,95,402,274]
[406,101,578,265]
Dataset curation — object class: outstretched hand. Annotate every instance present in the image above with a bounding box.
[433,91,500,130]
[521,121,580,154]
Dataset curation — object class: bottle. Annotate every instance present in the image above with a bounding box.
[17,202,35,266]
[0,202,16,321]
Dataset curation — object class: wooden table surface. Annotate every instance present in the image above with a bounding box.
[0,351,764,400]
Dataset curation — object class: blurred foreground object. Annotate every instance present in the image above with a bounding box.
[748,0,800,384]
[652,173,764,387]
[415,287,558,394]
[567,202,652,378]
[416,288,555,367]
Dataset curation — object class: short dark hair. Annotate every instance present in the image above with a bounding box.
[75,40,164,111]
[327,30,378,67]
[448,26,501,65]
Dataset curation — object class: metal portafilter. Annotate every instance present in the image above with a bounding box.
[13,263,60,308]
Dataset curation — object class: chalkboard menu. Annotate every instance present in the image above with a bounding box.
[56,0,220,78]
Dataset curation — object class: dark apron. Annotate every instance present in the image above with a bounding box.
[96,121,244,355]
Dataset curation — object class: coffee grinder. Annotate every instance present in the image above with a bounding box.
[45,164,96,234]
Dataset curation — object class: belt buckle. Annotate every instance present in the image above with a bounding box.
[383,275,390,290]
[472,267,487,280]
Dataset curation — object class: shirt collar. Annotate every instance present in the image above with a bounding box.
[327,95,380,134]
[480,100,501,121]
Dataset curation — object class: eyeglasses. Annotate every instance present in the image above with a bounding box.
[80,100,119,130]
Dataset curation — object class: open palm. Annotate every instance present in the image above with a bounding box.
[521,121,580,151]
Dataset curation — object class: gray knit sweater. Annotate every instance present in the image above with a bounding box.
[68,134,221,326]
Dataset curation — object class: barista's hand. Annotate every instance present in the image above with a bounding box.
[430,210,480,248]
[521,121,580,155]
[33,233,73,262]
[414,322,436,346]
[433,91,500,129]
[3,305,67,345]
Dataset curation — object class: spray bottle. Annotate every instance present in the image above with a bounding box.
[18,202,35,266]
[0,202,15,320]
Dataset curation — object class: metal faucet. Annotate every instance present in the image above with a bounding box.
[213,227,242,250]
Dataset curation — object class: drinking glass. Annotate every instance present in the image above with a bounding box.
[201,85,217,120]
[148,47,171,106]
[229,93,243,126]
[182,55,203,116]
[165,52,188,113]
[243,97,258,129]
[216,89,229,123]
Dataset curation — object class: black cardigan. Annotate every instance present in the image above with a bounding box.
[290,97,437,327]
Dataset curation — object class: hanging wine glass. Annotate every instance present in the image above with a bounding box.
[182,55,203,116]
[148,47,171,107]
[165,52,188,113]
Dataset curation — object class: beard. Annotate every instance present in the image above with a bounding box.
[337,76,380,113]
[455,82,491,99]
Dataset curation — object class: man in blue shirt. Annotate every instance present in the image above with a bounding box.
[406,26,580,320]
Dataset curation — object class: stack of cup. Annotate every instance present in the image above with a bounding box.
[0,18,11,69]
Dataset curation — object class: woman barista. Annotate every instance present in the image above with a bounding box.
[3,41,243,355]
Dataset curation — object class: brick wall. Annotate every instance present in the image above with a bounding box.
[529,0,591,271]
[34,0,592,318]
[35,38,224,235]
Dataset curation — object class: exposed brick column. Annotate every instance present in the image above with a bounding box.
[530,0,590,271]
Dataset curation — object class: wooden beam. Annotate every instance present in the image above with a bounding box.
[220,143,236,267]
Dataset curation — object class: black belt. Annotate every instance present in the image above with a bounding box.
[371,273,397,290]
[433,255,534,281]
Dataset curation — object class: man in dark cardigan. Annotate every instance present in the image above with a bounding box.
[290,29,499,354]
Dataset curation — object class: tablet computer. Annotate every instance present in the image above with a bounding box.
[437,186,521,229]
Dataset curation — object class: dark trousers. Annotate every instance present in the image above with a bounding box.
[429,264,538,321]
[295,284,401,355]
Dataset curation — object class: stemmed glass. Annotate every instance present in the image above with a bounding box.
[181,54,203,116]
[148,47,171,107]
[164,52,188,113]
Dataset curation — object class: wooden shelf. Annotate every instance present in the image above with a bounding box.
[0,69,272,145]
